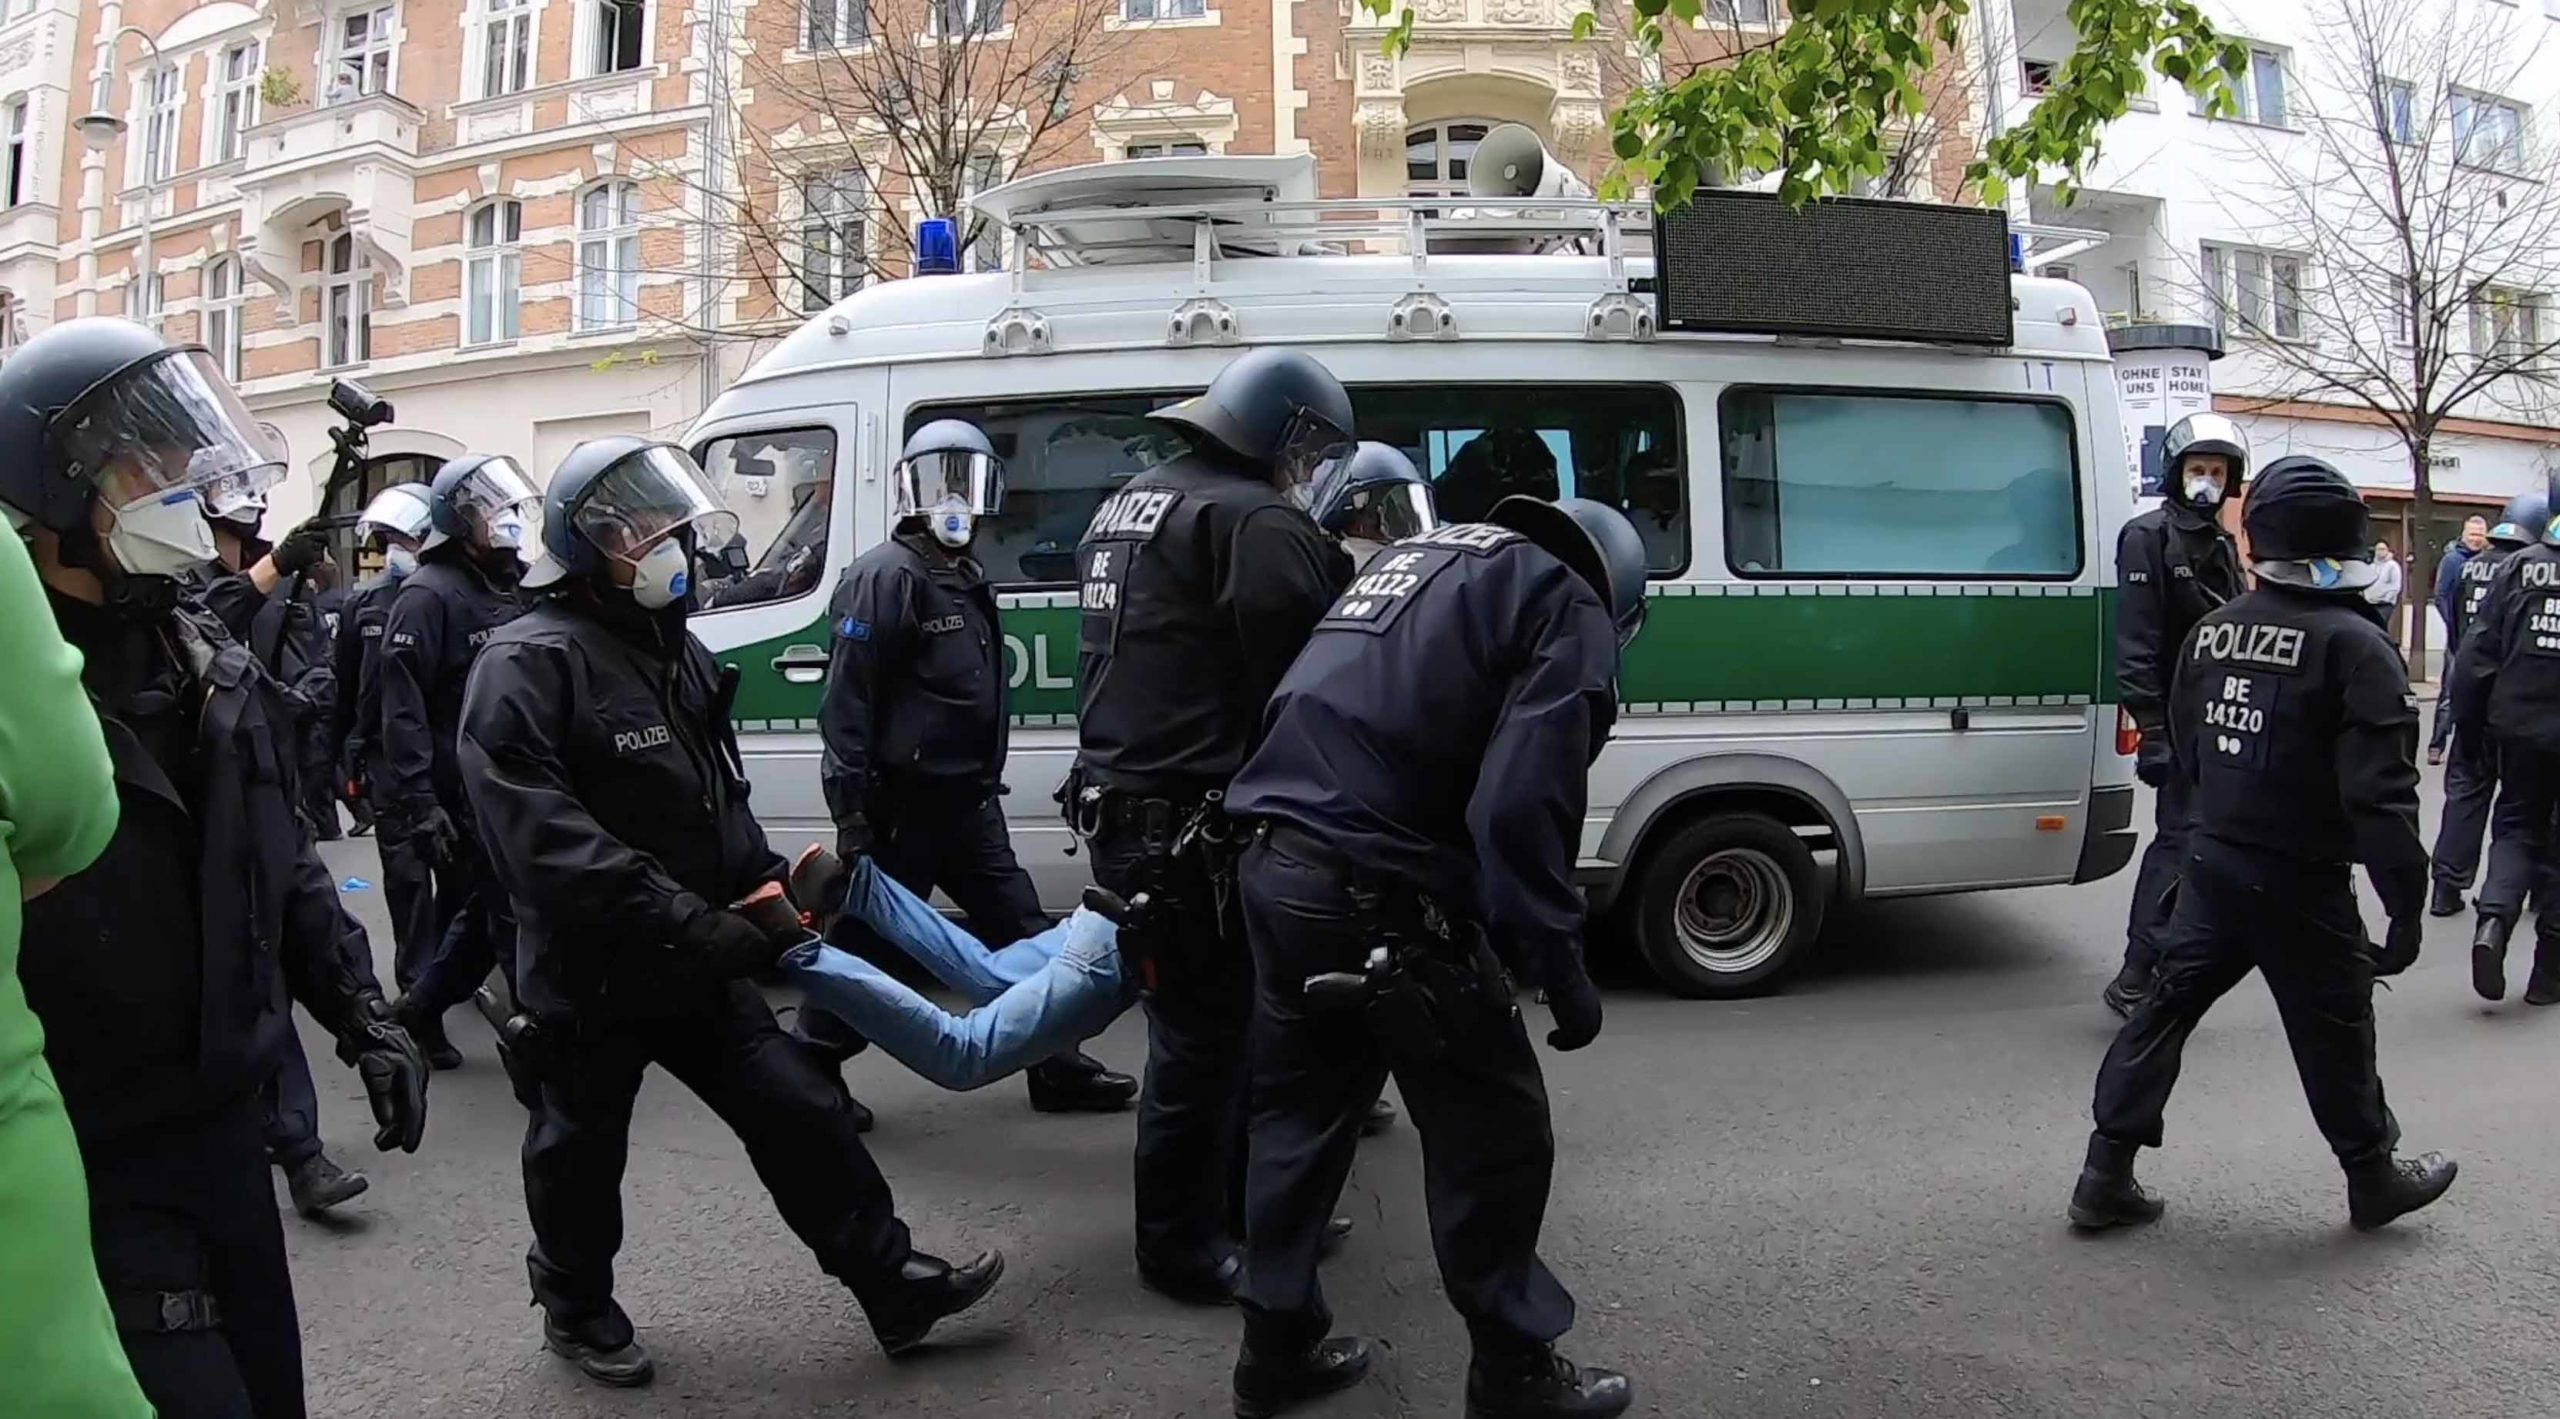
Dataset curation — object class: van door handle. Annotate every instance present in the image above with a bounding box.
[772,644,828,684]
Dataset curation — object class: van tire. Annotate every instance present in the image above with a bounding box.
[1628,813,1824,999]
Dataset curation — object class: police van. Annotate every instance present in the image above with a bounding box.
[685,146,2138,998]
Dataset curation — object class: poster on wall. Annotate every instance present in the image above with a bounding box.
[2115,345,2216,500]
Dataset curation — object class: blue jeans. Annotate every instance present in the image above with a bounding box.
[784,857,1134,1090]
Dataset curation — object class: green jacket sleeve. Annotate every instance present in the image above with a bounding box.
[0,533,117,883]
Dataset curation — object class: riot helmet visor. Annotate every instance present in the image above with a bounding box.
[893,448,1004,520]
[569,444,738,564]
[50,347,285,517]
[1272,405,1357,509]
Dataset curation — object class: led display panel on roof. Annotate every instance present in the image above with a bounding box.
[1653,192,2015,347]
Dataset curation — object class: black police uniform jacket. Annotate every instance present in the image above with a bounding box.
[1224,523,1622,993]
[20,592,389,1149]
[457,595,788,1021]
[818,529,1006,823]
[2169,584,2428,918]
[328,568,407,781]
[187,558,337,733]
[378,549,524,825]
[2447,541,2516,657]
[2117,503,2245,739]
[2449,541,2560,757]
[1074,447,1352,794]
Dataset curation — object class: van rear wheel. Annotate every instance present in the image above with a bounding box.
[1629,813,1824,999]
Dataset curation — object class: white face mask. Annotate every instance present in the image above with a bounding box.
[2182,473,2225,509]
[628,535,692,609]
[929,508,975,549]
[485,508,529,552]
[108,488,219,578]
[382,545,419,577]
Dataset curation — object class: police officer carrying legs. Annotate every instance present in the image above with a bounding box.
[2425,490,2545,919]
[1220,497,1641,1419]
[3,318,429,1419]
[2446,472,2560,1006]
[802,418,1136,1116]
[380,455,538,1069]
[1071,349,1359,1303]
[2106,414,2250,1018]
[333,485,437,984]
[2074,457,2458,1233]
[460,437,1003,1386]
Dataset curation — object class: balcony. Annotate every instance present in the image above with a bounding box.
[230,92,424,316]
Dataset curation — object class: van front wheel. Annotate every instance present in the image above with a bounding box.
[1629,813,1825,999]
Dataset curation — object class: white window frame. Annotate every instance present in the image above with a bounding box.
[1124,138,1210,158]
[474,0,534,99]
[798,167,866,312]
[2452,90,2527,173]
[2196,44,2287,126]
[464,198,523,346]
[1404,119,1497,199]
[2470,286,2545,366]
[329,5,398,99]
[927,0,1003,39]
[3,97,26,208]
[1120,0,1205,19]
[2200,241,2306,341]
[575,180,640,330]
[214,40,263,164]
[2380,78,2416,145]
[324,232,371,368]
[1709,0,1774,22]
[960,153,1003,271]
[0,292,22,354]
[579,0,650,77]
[140,64,180,183]
[803,0,866,48]
[203,257,244,379]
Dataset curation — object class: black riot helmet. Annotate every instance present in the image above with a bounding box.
[423,452,541,556]
[522,435,737,610]
[1308,442,1439,544]
[2162,412,2250,513]
[1148,349,1356,504]
[2491,488,2549,548]
[0,316,284,536]
[1487,495,1650,648]
[2243,456,2372,566]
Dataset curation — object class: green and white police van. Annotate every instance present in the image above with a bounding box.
[686,153,2138,998]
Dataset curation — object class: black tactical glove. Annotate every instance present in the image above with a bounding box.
[684,905,796,979]
[2368,916,2422,978]
[836,813,874,862]
[339,1004,429,1152]
[409,804,457,864]
[2134,731,2173,789]
[1543,970,1604,1052]
[272,522,330,577]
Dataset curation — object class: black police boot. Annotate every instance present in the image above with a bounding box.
[2430,881,2467,918]
[1463,1345,1632,1419]
[2067,1132,2164,1231]
[1361,1097,1397,1136]
[284,1151,369,1218]
[1026,1051,1138,1113]
[860,1250,1006,1356]
[1233,1336,1375,1419]
[1321,1216,1353,1257]
[2346,1151,2458,1231]
[2525,938,2560,1006]
[2100,961,2150,1020]
[392,995,465,1070]
[1139,1249,1243,1306]
[543,1303,655,1387]
[2472,915,2512,1002]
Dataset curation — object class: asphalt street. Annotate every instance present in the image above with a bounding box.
[283,766,2558,1419]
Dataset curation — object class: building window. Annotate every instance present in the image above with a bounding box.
[804,0,865,47]
[331,6,396,99]
[2470,286,2544,365]
[1125,139,1210,158]
[587,0,646,75]
[203,257,244,379]
[1723,390,2080,578]
[465,198,522,345]
[929,0,1003,37]
[1121,0,1205,18]
[1709,0,1773,20]
[2200,242,2305,341]
[960,153,1003,270]
[1405,121,1492,197]
[141,65,180,182]
[2020,58,2058,96]
[2198,45,2286,125]
[3,98,25,207]
[2380,79,2416,144]
[799,168,865,312]
[479,0,532,98]
[577,180,639,329]
[324,232,370,367]
[2453,91,2527,172]
[0,293,21,354]
[215,42,262,163]
[123,273,163,324]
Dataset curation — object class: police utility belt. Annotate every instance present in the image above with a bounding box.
[1264,823,1518,1064]
[1058,769,1240,997]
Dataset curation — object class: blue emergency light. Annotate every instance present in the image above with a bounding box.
[915,218,961,276]
[2008,233,2026,271]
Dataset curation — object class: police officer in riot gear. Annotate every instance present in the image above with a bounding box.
[2447,472,2560,1006]
[2426,489,2546,919]
[2105,413,2250,1018]
[2,317,429,1419]
[1308,441,1440,569]
[461,436,1003,1386]
[805,418,1136,1115]
[1071,348,1359,1303]
[2074,456,2456,1234]
[333,484,438,982]
[379,454,537,1068]
[1219,496,1640,1419]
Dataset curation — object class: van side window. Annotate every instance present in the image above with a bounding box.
[1721,390,2082,579]
[909,381,1688,586]
[694,427,839,610]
